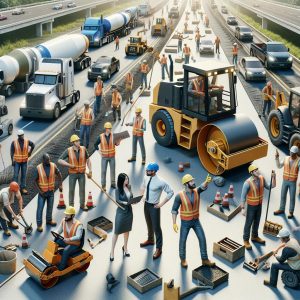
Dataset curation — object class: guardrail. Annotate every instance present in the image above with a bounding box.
[0,0,56,12]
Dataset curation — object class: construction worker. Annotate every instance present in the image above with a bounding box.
[58,135,92,211]
[178,32,183,52]
[264,228,300,288]
[140,60,149,90]
[126,107,146,165]
[214,36,221,54]
[232,42,238,65]
[172,174,215,268]
[125,72,133,104]
[160,54,169,80]
[54,206,83,271]
[274,146,300,219]
[140,163,174,259]
[115,36,119,50]
[241,165,276,250]
[148,18,151,30]
[94,76,103,117]
[184,22,188,33]
[35,153,63,232]
[11,129,35,195]
[195,31,201,52]
[94,122,120,191]
[204,15,209,27]
[111,85,122,121]
[77,101,94,148]
[262,81,274,117]
[183,44,191,64]
[0,182,23,236]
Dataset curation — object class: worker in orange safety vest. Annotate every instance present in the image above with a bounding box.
[140,60,149,89]
[77,101,94,148]
[94,75,103,116]
[232,42,238,65]
[183,44,191,64]
[159,54,169,80]
[125,72,134,104]
[111,85,122,121]
[115,36,120,50]
[261,81,274,117]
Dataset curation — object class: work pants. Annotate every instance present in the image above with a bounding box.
[215,45,220,54]
[280,180,296,213]
[36,191,54,227]
[131,135,146,160]
[233,54,238,65]
[101,157,116,187]
[69,173,85,207]
[161,64,169,80]
[80,125,91,148]
[196,40,200,52]
[115,43,119,50]
[0,207,13,231]
[184,55,190,64]
[125,86,133,104]
[56,239,81,270]
[93,95,102,117]
[269,262,294,286]
[262,100,272,115]
[13,162,27,189]
[140,73,148,89]
[243,204,262,241]
[112,106,121,121]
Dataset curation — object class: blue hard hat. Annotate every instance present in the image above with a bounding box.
[146,162,159,172]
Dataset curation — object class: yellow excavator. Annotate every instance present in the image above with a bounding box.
[125,30,153,56]
[149,61,268,175]
[151,18,168,37]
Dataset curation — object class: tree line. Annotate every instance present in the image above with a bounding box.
[0,0,53,9]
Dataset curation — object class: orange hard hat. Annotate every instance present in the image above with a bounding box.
[9,181,20,192]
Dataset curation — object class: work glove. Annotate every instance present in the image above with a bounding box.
[59,186,63,192]
[205,174,212,184]
[173,223,179,233]
[87,171,92,179]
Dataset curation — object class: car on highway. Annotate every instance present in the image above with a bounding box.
[221,5,228,14]
[88,56,120,81]
[227,16,238,26]
[235,26,253,42]
[0,14,7,21]
[12,8,25,15]
[67,2,76,8]
[238,57,266,81]
[53,3,63,10]
[199,39,214,55]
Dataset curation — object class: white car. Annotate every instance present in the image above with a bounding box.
[12,8,25,15]
[67,2,76,8]
[199,40,214,55]
[53,3,63,10]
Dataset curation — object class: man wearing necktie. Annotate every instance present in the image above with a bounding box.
[140,162,174,259]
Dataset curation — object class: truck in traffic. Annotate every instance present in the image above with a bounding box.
[191,0,201,11]
[138,2,152,16]
[250,41,293,69]
[20,58,80,119]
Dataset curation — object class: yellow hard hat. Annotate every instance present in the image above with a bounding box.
[70,134,80,143]
[104,122,112,129]
[64,206,76,215]
[135,107,142,113]
[248,165,258,173]
[182,174,194,185]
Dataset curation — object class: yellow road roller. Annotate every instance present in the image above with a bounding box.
[23,230,93,288]
[149,61,268,175]
[151,18,168,37]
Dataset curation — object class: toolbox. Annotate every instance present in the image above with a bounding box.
[213,237,245,263]
[192,21,200,25]
[165,47,177,53]
[127,268,162,294]
[87,216,113,236]
[207,203,241,222]
[192,265,229,288]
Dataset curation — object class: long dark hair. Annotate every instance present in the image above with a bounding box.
[117,173,129,195]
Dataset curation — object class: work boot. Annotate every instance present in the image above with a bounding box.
[263,280,277,288]
[244,240,252,250]
[7,222,19,229]
[273,210,284,216]
[80,205,89,212]
[4,229,11,236]
[202,259,215,267]
[153,248,162,259]
[288,211,294,219]
[102,185,106,192]
[21,188,29,195]
[128,158,136,162]
[140,240,155,247]
[181,259,188,268]
[46,220,57,226]
[37,226,43,232]
[251,236,266,245]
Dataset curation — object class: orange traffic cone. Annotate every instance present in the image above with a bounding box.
[86,192,94,209]
[22,233,29,249]
[222,193,229,207]
[228,184,234,199]
[57,192,66,209]
[178,162,184,172]
[213,191,222,204]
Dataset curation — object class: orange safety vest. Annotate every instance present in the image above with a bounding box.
[246,175,264,206]
[193,78,204,92]
[111,91,121,107]
[160,56,167,64]
[67,146,86,174]
[115,37,119,44]
[283,156,300,182]
[133,117,144,136]
[62,219,81,246]
[232,46,238,56]
[125,73,133,84]
[263,85,273,100]
[183,46,191,55]
[140,64,149,73]
[80,108,93,126]
[195,33,200,41]
[215,37,220,45]
[100,133,115,158]
[179,190,200,221]
[37,162,56,192]
[13,139,29,163]
[95,81,103,96]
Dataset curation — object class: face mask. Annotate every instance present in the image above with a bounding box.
[188,183,196,189]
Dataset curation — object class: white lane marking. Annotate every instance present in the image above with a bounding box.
[21,121,34,129]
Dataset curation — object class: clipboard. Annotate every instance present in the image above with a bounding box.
[127,195,143,205]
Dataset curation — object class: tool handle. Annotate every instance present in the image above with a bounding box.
[265,170,274,221]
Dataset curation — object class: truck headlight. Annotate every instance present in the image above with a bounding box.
[102,69,108,73]
[94,37,99,42]
[268,56,275,62]
[45,104,52,110]
[288,57,293,62]
[262,70,266,75]
[247,71,253,75]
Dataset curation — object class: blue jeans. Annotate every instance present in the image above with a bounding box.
[140,73,147,89]
[243,204,262,241]
[0,207,13,231]
[178,41,182,52]
[179,219,208,260]
[233,54,238,65]
[55,239,80,270]
[161,64,169,80]
[13,162,27,189]
[196,40,200,52]
[280,180,296,213]
[36,191,54,226]
[184,55,190,64]
[269,262,293,286]
[79,125,91,148]
[93,95,102,116]
[262,100,272,116]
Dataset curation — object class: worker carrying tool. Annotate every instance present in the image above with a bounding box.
[124,72,134,104]
[35,153,63,232]
[232,42,238,66]
[0,182,23,236]
[54,206,83,271]
[140,60,149,90]
[58,135,92,211]
[10,129,35,195]
[264,229,300,288]
[115,36,120,50]
[274,146,300,219]
[94,76,103,117]
[183,44,191,64]
[171,174,215,268]
[241,165,276,250]
[111,85,122,121]
[94,122,120,192]
[262,81,274,117]
[214,36,221,54]
[159,53,170,80]
[126,107,146,165]
[77,101,94,149]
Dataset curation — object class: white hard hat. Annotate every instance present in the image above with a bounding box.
[143,60,147,63]
[84,100,89,106]
[233,42,237,46]
[277,228,290,238]
[290,145,299,154]
[17,129,24,136]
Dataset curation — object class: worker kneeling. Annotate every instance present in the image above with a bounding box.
[54,206,83,271]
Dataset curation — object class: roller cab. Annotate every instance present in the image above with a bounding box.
[125,30,152,56]
[149,61,268,174]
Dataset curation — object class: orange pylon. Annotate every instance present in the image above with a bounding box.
[222,193,229,207]
[213,191,222,204]
[21,233,29,249]
[228,184,234,199]
[86,192,94,209]
[57,192,66,209]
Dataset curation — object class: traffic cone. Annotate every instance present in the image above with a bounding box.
[86,192,94,209]
[222,193,229,208]
[213,191,222,204]
[57,192,66,209]
[228,184,234,198]
[178,162,184,172]
[21,233,29,249]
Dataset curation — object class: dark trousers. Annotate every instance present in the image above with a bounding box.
[93,95,102,117]
[216,45,220,54]
[243,204,262,241]
[0,207,13,231]
[36,191,54,226]
[262,100,272,116]
[144,202,162,249]
[56,239,80,270]
[112,106,121,121]
[269,262,293,286]
[13,162,27,189]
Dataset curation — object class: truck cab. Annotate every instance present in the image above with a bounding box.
[81,18,104,47]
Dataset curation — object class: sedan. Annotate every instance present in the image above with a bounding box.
[88,56,120,81]
[199,40,214,55]
[221,6,228,14]
[227,16,238,26]
[67,2,76,8]
[0,14,7,21]
[53,4,63,10]
[12,8,25,15]
[235,26,253,41]
[238,57,266,81]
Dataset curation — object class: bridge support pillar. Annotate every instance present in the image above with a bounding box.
[36,23,43,37]
[262,17,268,30]
[46,21,53,34]
[86,8,92,18]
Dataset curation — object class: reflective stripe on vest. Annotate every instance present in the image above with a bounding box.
[125,73,133,85]
[283,156,299,182]
[80,108,92,126]
[68,146,86,174]
[95,82,103,96]
[133,117,144,136]
[263,85,272,100]
[13,139,29,163]
[100,133,115,158]
[63,219,81,246]
[246,175,264,206]
[232,47,238,55]
[195,33,200,41]
[37,162,55,192]
[193,79,204,93]
[160,57,167,64]
[183,46,190,55]
[179,190,200,221]
[285,238,300,270]
[112,92,121,107]
[141,64,148,73]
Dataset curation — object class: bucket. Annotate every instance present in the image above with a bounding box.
[0,250,17,274]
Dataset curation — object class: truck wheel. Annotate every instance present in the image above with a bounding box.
[53,104,61,119]
[8,124,13,135]
[5,86,12,97]
[71,94,76,105]
[151,110,177,147]
[267,110,284,146]
[289,133,300,152]
[75,90,80,102]
[282,271,299,288]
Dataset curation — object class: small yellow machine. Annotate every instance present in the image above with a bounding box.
[23,230,93,288]
[151,18,168,37]
[149,61,268,175]
[125,30,153,56]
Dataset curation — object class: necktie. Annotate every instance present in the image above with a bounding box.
[146,177,153,201]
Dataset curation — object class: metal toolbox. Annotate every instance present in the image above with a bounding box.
[127,268,162,294]
[192,265,229,288]
[213,237,245,263]
[87,216,113,236]
[207,203,241,222]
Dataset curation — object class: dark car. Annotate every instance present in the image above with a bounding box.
[0,14,7,21]
[235,26,253,41]
[12,8,25,15]
[88,56,120,81]
[227,16,238,26]
[238,57,266,81]
[221,5,228,14]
